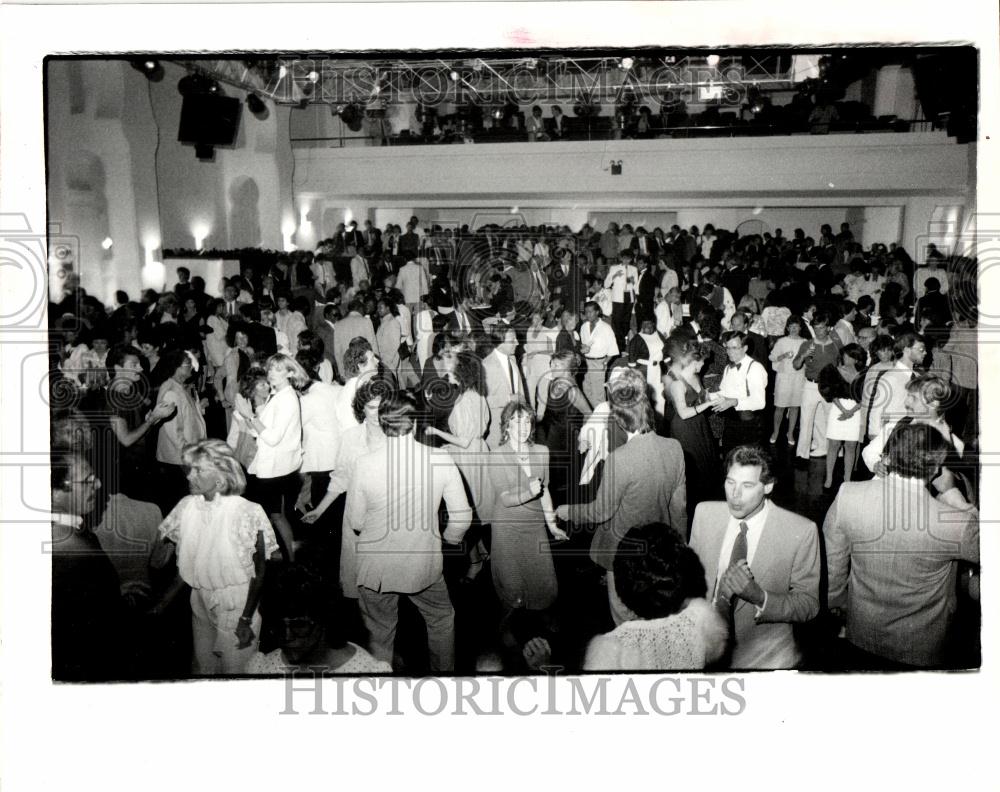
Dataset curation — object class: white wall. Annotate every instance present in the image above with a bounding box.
[292,132,969,200]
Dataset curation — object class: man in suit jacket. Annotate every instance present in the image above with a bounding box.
[398,223,420,261]
[824,422,979,669]
[238,304,278,357]
[362,220,382,258]
[635,257,658,326]
[545,250,587,311]
[315,303,339,376]
[333,298,377,378]
[629,227,659,261]
[482,326,527,449]
[690,444,821,669]
[557,375,687,625]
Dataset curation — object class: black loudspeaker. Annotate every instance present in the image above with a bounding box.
[178,94,242,147]
[912,49,977,143]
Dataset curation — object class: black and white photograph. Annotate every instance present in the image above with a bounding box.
[1,2,997,789]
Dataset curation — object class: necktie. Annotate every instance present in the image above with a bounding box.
[718,521,749,621]
[508,357,518,395]
[727,361,740,370]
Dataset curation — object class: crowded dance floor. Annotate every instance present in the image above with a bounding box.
[45,53,980,679]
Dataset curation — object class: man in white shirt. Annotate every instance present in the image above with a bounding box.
[579,300,620,407]
[395,259,429,315]
[654,287,683,337]
[714,330,768,455]
[311,257,337,297]
[604,249,639,350]
[867,331,926,437]
[690,445,820,669]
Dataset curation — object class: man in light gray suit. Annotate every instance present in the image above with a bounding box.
[482,326,526,449]
[556,367,687,625]
[333,297,376,380]
[824,422,979,669]
[690,444,820,669]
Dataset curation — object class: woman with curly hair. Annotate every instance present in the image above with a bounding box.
[157,439,279,675]
[234,353,309,561]
[424,350,493,517]
[487,401,566,617]
[583,523,727,670]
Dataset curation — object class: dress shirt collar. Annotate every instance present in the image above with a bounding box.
[51,512,83,529]
[719,498,772,574]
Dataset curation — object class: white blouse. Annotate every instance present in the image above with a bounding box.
[248,385,303,478]
[300,381,342,472]
[159,495,279,612]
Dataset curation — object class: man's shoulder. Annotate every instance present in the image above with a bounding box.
[693,501,729,524]
[765,503,818,538]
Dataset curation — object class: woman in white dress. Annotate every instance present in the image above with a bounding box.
[584,523,727,671]
[157,440,279,675]
[522,311,558,410]
[769,315,808,445]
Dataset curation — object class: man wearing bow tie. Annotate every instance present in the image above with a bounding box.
[714,330,768,456]
[604,250,639,351]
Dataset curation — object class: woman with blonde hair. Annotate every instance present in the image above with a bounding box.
[157,439,279,675]
[235,353,308,561]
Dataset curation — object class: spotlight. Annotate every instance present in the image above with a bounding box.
[101,237,113,250]
[449,70,460,82]
[620,57,634,70]
[492,107,504,120]
[130,59,163,82]
[706,54,720,67]
[246,94,269,119]
[307,70,319,83]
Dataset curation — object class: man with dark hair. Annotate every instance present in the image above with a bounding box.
[482,326,525,449]
[174,266,192,301]
[824,423,979,669]
[346,394,472,672]
[604,249,639,350]
[51,450,137,680]
[689,445,821,669]
[714,330,768,455]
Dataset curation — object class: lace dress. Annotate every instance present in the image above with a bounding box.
[582,598,728,670]
[245,642,392,675]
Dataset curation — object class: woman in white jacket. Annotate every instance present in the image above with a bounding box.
[235,353,308,561]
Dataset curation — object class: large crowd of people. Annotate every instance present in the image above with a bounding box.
[49,215,980,679]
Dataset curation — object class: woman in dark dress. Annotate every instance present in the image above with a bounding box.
[87,344,177,504]
[536,350,592,507]
[662,334,720,522]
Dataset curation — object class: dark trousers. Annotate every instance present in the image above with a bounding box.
[610,297,633,350]
[721,413,764,457]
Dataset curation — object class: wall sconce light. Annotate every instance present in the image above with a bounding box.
[610,160,623,175]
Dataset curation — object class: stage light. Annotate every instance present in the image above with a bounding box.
[130,60,163,81]
[620,57,634,70]
[492,107,504,120]
[707,54,720,67]
[246,94,269,120]
[307,70,319,83]
[278,65,288,79]
[449,70,460,82]
[101,237,113,250]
